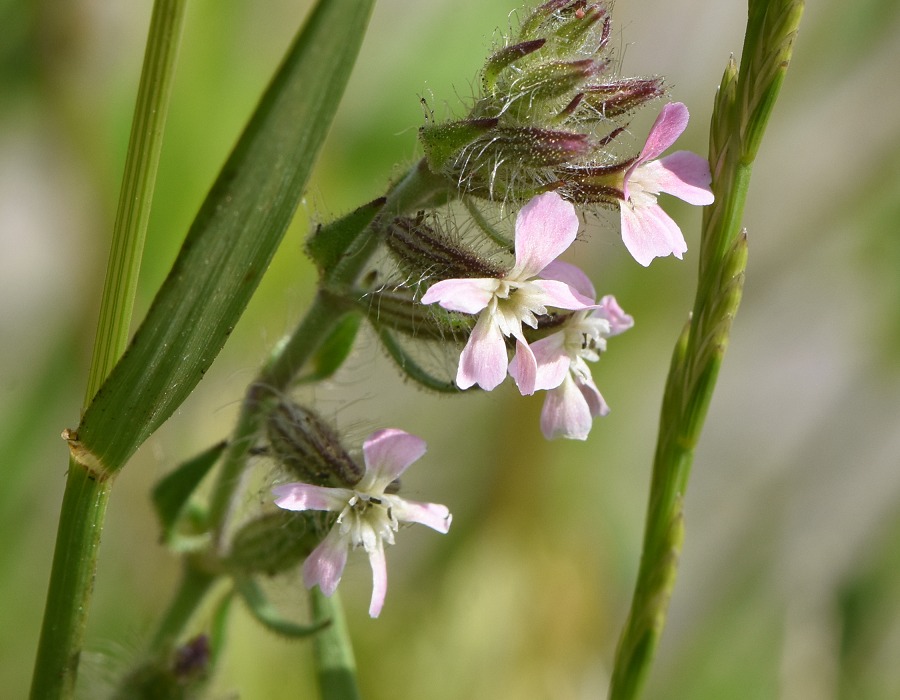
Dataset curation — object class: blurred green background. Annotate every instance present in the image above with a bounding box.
[3,0,900,698]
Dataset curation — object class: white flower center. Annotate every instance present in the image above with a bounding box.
[337,493,399,552]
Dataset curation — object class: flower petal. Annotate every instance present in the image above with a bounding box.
[390,497,452,533]
[596,295,634,336]
[421,278,498,314]
[457,311,508,390]
[620,201,687,267]
[540,374,594,440]
[362,428,427,488]
[302,527,349,596]
[510,338,538,395]
[529,279,595,310]
[511,192,580,279]
[528,332,571,391]
[635,102,689,165]
[651,151,714,205]
[539,260,596,299]
[575,371,610,418]
[273,483,352,513]
[367,541,388,617]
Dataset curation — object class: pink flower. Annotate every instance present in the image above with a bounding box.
[620,102,714,267]
[421,192,594,394]
[273,429,451,618]
[511,261,633,440]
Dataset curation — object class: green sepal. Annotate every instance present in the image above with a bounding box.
[235,576,330,638]
[298,312,362,383]
[228,511,317,576]
[419,118,499,174]
[306,198,385,274]
[153,441,226,542]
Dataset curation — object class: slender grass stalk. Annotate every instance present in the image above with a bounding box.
[30,2,187,697]
[608,2,804,698]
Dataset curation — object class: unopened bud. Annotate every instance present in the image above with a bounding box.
[266,401,362,487]
[555,161,630,205]
[229,510,316,576]
[579,77,665,119]
[483,39,546,94]
[420,118,499,174]
[352,288,473,341]
[505,59,600,110]
[385,215,504,281]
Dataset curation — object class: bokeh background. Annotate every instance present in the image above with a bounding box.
[3,0,900,698]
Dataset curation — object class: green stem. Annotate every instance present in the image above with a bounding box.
[310,590,361,700]
[30,3,186,698]
[30,463,113,700]
[150,563,218,651]
[84,0,188,403]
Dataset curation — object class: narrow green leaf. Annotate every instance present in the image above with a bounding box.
[299,312,362,383]
[74,0,376,474]
[152,440,226,539]
[236,577,329,639]
[306,197,386,273]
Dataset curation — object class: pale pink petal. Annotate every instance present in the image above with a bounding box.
[620,202,688,267]
[529,279,595,310]
[273,483,353,513]
[457,311,508,390]
[596,295,634,336]
[366,541,388,617]
[302,527,349,596]
[390,497,452,533]
[539,260,596,299]
[575,372,610,418]
[362,428,426,488]
[528,332,571,391]
[540,375,594,440]
[421,278,498,314]
[635,102,689,165]
[511,192,580,278]
[510,338,538,395]
[651,151,714,205]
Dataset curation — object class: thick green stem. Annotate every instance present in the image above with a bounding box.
[30,464,114,700]
[30,2,186,697]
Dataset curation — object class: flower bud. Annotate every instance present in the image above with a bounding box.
[228,510,316,576]
[578,77,665,119]
[352,287,473,341]
[483,39,546,94]
[265,400,362,487]
[555,160,631,205]
[420,118,499,175]
[384,215,504,281]
[420,0,666,204]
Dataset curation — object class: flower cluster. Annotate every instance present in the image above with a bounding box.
[267,4,715,621]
